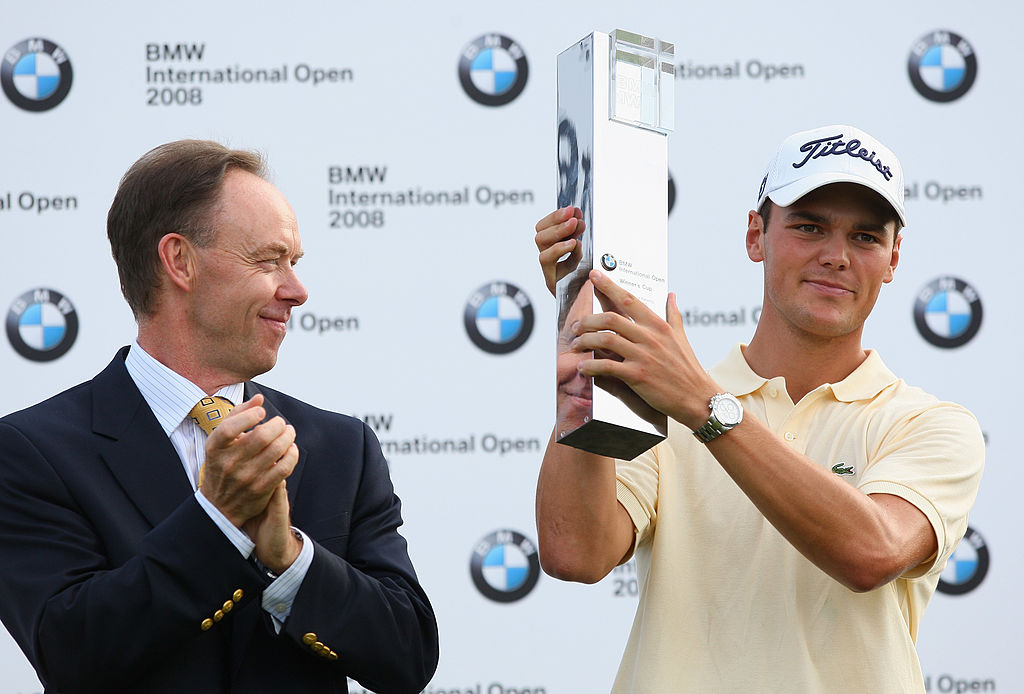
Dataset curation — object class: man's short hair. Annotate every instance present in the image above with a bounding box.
[757,199,774,230]
[106,140,266,318]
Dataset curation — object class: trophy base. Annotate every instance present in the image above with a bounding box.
[557,418,665,461]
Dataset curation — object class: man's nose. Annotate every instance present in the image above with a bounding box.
[819,234,849,270]
[279,266,309,306]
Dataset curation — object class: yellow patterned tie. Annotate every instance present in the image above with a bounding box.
[188,396,235,486]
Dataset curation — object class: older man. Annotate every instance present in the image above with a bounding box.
[0,140,438,693]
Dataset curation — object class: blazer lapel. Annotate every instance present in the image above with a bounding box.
[92,348,194,528]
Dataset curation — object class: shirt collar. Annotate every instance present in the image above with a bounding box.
[124,341,245,436]
[828,349,899,402]
[710,343,899,403]
[710,344,768,396]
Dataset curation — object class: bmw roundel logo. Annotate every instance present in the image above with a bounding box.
[913,276,982,348]
[601,253,617,271]
[458,34,528,107]
[907,30,977,103]
[6,288,79,361]
[937,526,989,596]
[1,38,74,112]
[464,281,534,354]
[470,529,541,603]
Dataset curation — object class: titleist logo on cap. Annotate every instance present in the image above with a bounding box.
[793,134,894,181]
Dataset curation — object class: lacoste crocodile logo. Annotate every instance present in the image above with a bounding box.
[831,462,856,476]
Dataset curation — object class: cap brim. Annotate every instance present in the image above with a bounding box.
[767,171,907,227]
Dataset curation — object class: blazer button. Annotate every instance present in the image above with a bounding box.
[213,610,225,622]
[201,618,214,631]
[302,632,317,646]
[327,650,339,661]
[233,589,244,602]
[222,600,234,613]
[313,641,326,654]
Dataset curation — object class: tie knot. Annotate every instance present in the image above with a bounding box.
[189,396,235,436]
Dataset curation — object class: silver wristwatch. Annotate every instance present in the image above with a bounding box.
[692,393,743,443]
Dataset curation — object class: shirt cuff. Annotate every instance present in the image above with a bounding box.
[195,489,255,558]
[262,527,313,630]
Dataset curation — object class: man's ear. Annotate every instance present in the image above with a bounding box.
[883,231,902,284]
[746,210,766,262]
[156,233,198,292]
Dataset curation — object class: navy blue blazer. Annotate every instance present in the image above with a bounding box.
[0,348,438,693]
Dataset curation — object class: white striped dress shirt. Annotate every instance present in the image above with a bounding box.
[124,341,312,628]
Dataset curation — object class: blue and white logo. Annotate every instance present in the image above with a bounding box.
[2,38,73,112]
[908,30,977,103]
[6,288,79,361]
[913,276,982,348]
[458,34,528,107]
[464,281,534,354]
[937,527,989,596]
[470,529,541,603]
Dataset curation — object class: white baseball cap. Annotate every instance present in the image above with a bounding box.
[756,124,907,227]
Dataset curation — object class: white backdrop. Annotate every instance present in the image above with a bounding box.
[0,1,1016,692]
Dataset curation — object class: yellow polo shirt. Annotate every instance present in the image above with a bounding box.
[612,345,984,694]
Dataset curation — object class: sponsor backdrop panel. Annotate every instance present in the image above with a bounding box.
[0,1,1016,692]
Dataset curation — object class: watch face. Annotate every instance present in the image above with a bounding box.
[712,395,742,426]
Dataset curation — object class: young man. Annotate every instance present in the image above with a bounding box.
[0,141,438,694]
[533,125,983,692]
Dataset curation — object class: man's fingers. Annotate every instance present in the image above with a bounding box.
[536,208,588,296]
[589,270,657,324]
[204,393,265,443]
[666,292,685,332]
[535,217,578,252]
[539,238,578,267]
[572,329,635,362]
[577,352,627,381]
[573,307,645,345]
[203,421,297,514]
[592,347,624,363]
[227,393,264,420]
[534,207,568,233]
[535,210,584,250]
[237,393,264,410]
[535,206,581,234]
[273,442,300,479]
[262,425,297,471]
[209,415,293,474]
[207,406,265,447]
[241,420,295,466]
[254,442,299,494]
